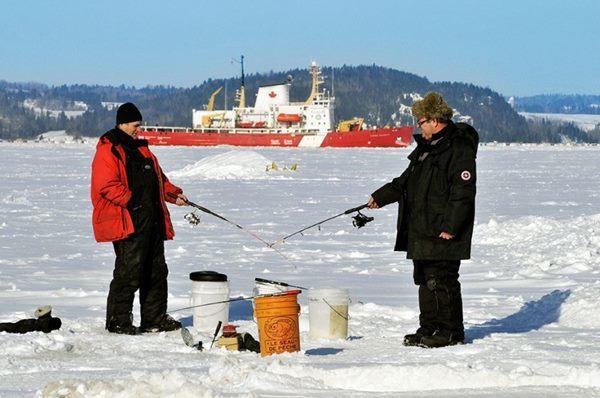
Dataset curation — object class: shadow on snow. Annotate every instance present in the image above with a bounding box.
[465,289,571,343]
[305,348,344,356]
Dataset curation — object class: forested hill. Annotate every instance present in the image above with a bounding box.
[0,65,595,143]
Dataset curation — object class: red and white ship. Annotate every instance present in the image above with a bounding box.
[138,60,413,148]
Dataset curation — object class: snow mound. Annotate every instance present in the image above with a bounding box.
[168,151,274,180]
[558,284,600,329]
[39,370,213,398]
[475,214,600,276]
[35,130,90,144]
[2,193,33,206]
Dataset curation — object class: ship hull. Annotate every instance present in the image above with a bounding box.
[137,127,413,148]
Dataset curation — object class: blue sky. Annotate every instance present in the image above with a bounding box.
[1,0,598,96]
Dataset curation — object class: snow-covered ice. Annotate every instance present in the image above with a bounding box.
[1,142,600,397]
[519,112,600,132]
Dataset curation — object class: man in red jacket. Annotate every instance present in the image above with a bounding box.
[91,103,188,335]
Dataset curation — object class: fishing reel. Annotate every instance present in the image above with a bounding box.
[352,211,374,229]
[184,211,201,226]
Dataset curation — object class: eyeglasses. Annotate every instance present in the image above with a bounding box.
[417,119,431,128]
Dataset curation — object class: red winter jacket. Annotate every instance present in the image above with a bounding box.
[91,133,182,242]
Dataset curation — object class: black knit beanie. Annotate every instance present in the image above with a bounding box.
[116,102,143,125]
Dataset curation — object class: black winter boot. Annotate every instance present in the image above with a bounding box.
[403,327,435,346]
[141,314,181,333]
[106,314,137,335]
[419,330,464,348]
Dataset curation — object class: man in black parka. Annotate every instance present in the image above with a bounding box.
[368,92,478,348]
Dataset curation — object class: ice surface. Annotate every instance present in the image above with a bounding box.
[1,142,599,397]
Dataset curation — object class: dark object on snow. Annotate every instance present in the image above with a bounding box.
[181,327,203,350]
[240,332,261,353]
[181,324,260,353]
[0,305,62,334]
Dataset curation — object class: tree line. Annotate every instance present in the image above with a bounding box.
[1,67,598,143]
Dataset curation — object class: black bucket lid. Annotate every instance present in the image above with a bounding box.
[189,271,228,282]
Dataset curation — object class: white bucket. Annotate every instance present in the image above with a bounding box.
[189,271,229,333]
[252,279,289,318]
[308,288,349,340]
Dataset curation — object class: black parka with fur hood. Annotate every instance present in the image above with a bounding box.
[371,121,478,260]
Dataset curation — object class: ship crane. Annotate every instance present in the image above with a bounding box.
[200,87,226,128]
[337,118,364,132]
[206,87,222,111]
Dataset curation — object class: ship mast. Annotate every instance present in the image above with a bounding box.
[331,67,335,98]
[304,61,324,105]
[235,55,246,108]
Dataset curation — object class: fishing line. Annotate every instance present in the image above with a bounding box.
[269,203,373,247]
[169,192,292,263]
[169,290,302,313]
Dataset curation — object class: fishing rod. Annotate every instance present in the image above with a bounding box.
[255,277,307,290]
[170,289,302,313]
[168,192,290,260]
[269,203,373,247]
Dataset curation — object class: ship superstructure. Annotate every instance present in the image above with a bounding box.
[138,59,412,148]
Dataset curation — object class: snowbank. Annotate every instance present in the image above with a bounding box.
[169,151,276,180]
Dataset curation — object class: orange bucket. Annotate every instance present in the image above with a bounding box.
[254,291,301,357]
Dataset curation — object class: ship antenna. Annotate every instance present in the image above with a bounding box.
[239,55,246,108]
[240,55,245,88]
[331,67,335,98]
[233,55,246,108]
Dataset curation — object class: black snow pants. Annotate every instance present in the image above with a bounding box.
[106,214,168,330]
[413,259,464,337]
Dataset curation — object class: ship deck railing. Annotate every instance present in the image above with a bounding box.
[141,126,324,136]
